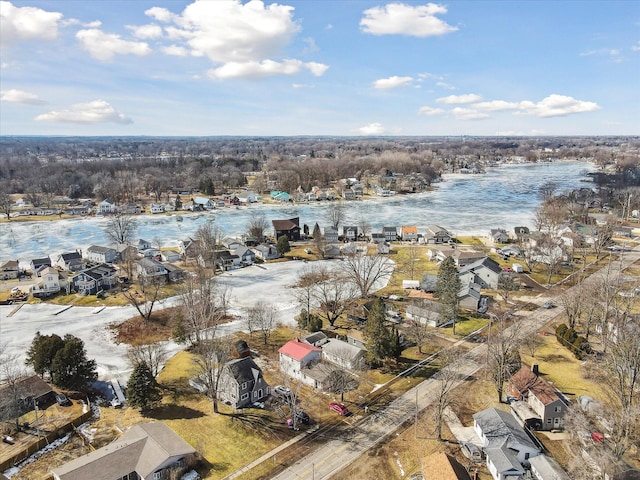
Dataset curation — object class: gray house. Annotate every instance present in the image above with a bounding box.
[86,245,117,264]
[51,422,196,480]
[458,257,502,290]
[218,357,270,409]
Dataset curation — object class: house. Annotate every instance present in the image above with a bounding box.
[405,301,445,327]
[459,282,482,311]
[324,227,339,243]
[53,251,83,272]
[236,191,258,203]
[321,338,366,370]
[97,198,116,215]
[252,244,280,261]
[193,196,215,210]
[221,237,243,250]
[345,330,367,349]
[270,191,291,203]
[473,407,541,480]
[31,267,61,297]
[278,339,322,386]
[489,228,510,245]
[401,225,418,242]
[421,452,472,480]
[160,249,181,263]
[137,239,153,252]
[458,257,502,290]
[72,264,118,295]
[0,260,19,280]
[163,263,185,282]
[370,232,386,244]
[149,203,164,214]
[179,238,201,258]
[115,244,138,263]
[421,273,439,292]
[231,340,251,358]
[215,250,241,271]
[136,258,168,278]
[302,331,329,347]
[218,357,270,409]
[383,226,398,242]
[272,217,301,241]
[508,365,567,431]
[0,375,55,411]
[120,204,142,215]
[343,226,358,241]
[342,189,356,200]
[376,242,391,254]
[86,246,117,264]
[51,422,196,480]
[427,247,450,264]
[30,257,52,276]
[230,245,256,265]
[529,454,571,480]
[322,244,341,259]
[424,225,452,244]
[453,249,486,268]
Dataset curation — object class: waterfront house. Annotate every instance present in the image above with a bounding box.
[51,422,196,480]
[272,217,301,241]
[215,250,241,271]
[30,257,52,276]
[160,249,181,263]
[251,244,280,261]
[370,232,386,244]
[0,260,19,280]
[97,198,116,215]
[236,191,258,203]
[149,203,164,214]
[0,375,54,412]
[323,227,339,243]
[136,258,167,279]
[488,228,510,245]
[383,226,398,242]
[53,251,83,272]
[31,267,61,297]
[343,226,358,241]
[73,264,117,295]
[194,196,215,210]
[401,225,418,242]
[230,245,256,265]
[424,225,452,244]
[86,245,117,264]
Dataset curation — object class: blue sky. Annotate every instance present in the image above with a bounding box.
[1,0,638,136]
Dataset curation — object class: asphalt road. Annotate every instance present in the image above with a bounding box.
[269,246,640,480]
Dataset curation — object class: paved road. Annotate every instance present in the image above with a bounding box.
[269,247,640,480]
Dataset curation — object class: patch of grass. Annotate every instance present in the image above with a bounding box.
[456,236,484,246]
[441,316,488,337]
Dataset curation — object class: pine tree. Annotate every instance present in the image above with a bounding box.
[50,335,97,391]
[127,362,162,412]
[25,332,64,378]
[363,298,395,367]
[436,256,461,334]
[276,235,291,255]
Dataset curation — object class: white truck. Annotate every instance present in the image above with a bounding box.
[512,263,524,273]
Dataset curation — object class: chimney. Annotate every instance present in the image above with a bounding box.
[532,363,539,375]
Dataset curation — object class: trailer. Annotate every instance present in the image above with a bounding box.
[512,263,524,273]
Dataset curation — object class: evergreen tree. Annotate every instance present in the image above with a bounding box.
[174,194,182,210]
[276,235,291,255]
[436,256,461,334]
[25,332,64,378]
[50,335,97,391]
[127,362,162,412]
[363,298,395,367]
[312,223,321,239]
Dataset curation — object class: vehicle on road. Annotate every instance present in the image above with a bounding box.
[329,402,350,416]
[55,393,71,406]
[542,301,556,309]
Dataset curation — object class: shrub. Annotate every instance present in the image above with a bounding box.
[555,324,568,342]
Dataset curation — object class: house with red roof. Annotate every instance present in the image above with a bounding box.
[278,339,322,387]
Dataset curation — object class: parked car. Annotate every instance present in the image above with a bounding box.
[542,301,556,309]
[329,402,350,416]
[460,442,482,462]
[273,385,292,399]
[296,410,310,424]
[55,393,71,406]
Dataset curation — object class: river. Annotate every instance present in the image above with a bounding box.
[0,160,594,264]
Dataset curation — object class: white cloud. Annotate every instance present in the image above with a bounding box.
[145,6,175,23]
[580,48,622,58]
[518,94,600,118]
[357,122,387,135]
[35,100,132,124]
[62,18,102,28]
[373,75,414,89]
[127,23,163,40]
[76,29,151,61]
[436,81,455,90]
[159,1,300,64]
[417,106,446,116]
[0,1,63,46]
[451,107,489,120]
[632,41,640,52]
[0,88,46,105]
[436,94,482,104]
[495,129,546,136]
[473,100,521,112]
[292,83,314,89]
[302,37,319,54]
[162,44,189,56]
[360,2,457,37]
[207,59,328,79]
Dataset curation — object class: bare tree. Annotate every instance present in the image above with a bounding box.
[432,350,464,441]
[292,265,322,314]
[340,252,394,297]
[406,318,432,354]
[193,220,221,272]
[103,211,137,245]
[486,311,522,403]
[245,301,279,345]
[0,344,26,431]
[559,284,585,329]
[497,273,519,305]
[591,217,615,260]
[193,335,231,414]
[246,212,269,242]
[325,369,359,403]
[522,332,543,358]
[127,342,169,377]
[313,266,357,327]
[402,244,421,281]
[0,191,13,221]
[122,273,165,323]
[325,202,345,231]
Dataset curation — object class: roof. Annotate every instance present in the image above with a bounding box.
[529,454,571,480]
[382,226,397,232]
[1,260,19,269]
[225,357,264,384]
[422,452,472,480]
[302,331,328,346]
[485,445,525,476]
[401,225,418,234]
[31,257,52,266]
[51,422,195,480]
[59,252,82,261]
[459,256,502,275]
[279,339,321,361]
[425,224,451,236]
[473,407,539,452]
[322,338,365,360]
[79,263,117,280]
[87,245,115,254]
[272,217,300,231]
[0,375,53,402]
[509,365,561,405]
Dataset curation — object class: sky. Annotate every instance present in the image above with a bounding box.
[0,0,639,137]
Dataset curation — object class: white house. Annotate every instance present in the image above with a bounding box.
[251,244,280,261]
[85,245,117,264]
[473,408,541,480]
[97,199,116,215]
[278,339,322,387]
[149,203,164,214]
[405,301,444,327]
[31,267,61,297]
[401,225,418,242]
[236,191,258,203]
[321,339,365,370]
[323,227,339,243]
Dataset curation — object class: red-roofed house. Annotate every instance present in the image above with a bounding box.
[509,364,567,431]
[278,339,322,386]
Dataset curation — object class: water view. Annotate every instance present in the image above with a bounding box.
[0,160,594,264]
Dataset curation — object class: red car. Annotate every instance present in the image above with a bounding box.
[329,402,350,416]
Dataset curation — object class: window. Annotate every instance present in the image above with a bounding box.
[241,393,249,401]
[554,406,561,412]
[547,418,552,424]
[241,382,248,390]
[153,472,162,480]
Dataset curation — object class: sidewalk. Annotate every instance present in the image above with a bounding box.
[443,406,482,448]
[222,425,319,480]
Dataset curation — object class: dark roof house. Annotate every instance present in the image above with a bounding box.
[272,217,301,241]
